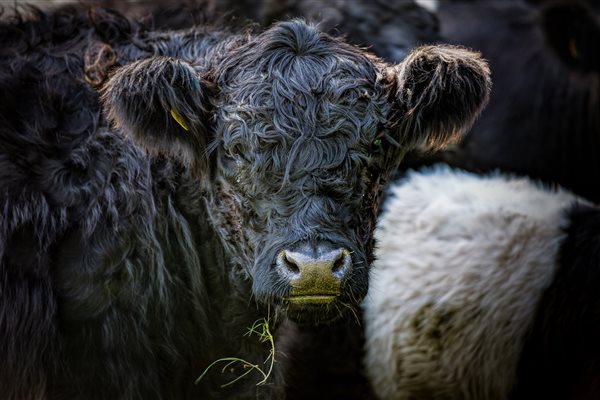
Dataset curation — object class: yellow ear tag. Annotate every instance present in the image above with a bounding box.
[170,109,189,131]
[569,38,579,60]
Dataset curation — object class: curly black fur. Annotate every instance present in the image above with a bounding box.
[0,5,490,399]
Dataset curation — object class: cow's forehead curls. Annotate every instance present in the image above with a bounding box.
[211,20,390,159]
[215,19,383,90]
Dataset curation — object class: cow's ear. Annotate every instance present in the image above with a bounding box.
[541,1,600,73]
[101,56,211,168]
[388,45,491,151]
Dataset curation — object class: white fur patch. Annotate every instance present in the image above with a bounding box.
[363,166,584,400]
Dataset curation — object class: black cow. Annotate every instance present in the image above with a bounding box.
[0,6,490,399]
[435,0,600,202]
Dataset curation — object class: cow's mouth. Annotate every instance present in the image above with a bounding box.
[284,294,338,305]
[279,293,354,324]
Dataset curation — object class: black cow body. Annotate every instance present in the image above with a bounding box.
[0,6,489,399]
[437,0,600,202]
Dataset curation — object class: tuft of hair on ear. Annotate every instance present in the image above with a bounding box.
[100,56,212,170]
[389,45,491,151]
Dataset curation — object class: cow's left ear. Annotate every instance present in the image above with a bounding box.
[101,56,212,168]
[389,45,491,151]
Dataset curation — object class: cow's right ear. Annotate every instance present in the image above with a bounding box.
[388,45,491,152]
[101,56,211,168]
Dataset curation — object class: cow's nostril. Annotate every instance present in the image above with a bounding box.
[332,251,347,274]
[280,251,300,274]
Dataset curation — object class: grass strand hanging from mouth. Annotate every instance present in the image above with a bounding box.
[195,315,276,388]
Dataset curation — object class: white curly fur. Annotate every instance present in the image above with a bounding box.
[363,166,586,400]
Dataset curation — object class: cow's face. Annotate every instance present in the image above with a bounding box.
[102,20,490,324]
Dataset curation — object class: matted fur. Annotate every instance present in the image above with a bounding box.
[363,166,585,400]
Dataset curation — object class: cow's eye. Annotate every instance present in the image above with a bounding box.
[370,138,384,153]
